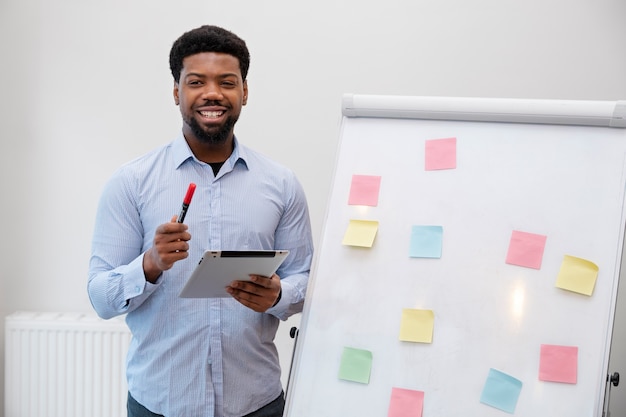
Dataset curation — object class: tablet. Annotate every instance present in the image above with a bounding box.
[178,250,290,298]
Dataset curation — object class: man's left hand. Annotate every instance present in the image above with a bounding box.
[226,273,282,312]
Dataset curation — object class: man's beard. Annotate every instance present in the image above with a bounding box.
[188,115,237,145]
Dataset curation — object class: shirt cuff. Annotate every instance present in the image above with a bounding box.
[123,253,161,302]
[266,279,303,320]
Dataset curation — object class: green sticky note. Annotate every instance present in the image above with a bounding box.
[338,346,373,384]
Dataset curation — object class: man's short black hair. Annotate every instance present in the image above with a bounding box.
[169,25,250,83]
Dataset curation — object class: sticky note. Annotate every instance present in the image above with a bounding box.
[409,225,443,258]
[555,255,599,296]
[387,387,425,417]
[338,347,373,384]
[480,368,522,414]
[348,174,382,206]
[399,309,435,343]
[505,230,547,269]
[425,137,456,170]
[342,219,379,247]
[539,344,578,384]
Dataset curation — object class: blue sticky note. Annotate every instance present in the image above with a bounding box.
[480,368,523,414]
[409,225,443,258]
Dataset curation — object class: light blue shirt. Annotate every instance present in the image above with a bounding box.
[88,135,313,417]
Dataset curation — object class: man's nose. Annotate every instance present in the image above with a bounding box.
[201,82,223,100]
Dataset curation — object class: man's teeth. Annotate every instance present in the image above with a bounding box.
[200,111,223,118]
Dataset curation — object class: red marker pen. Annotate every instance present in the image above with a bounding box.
[177,183,196,223]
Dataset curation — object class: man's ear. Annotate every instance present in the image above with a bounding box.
[173,82,180,105]
[242,80,248,106]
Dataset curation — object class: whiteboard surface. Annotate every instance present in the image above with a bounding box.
[286,97,626,417]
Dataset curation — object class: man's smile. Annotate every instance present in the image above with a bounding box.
[199,110,225,119]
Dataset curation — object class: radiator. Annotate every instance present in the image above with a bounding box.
[5,311,131,417]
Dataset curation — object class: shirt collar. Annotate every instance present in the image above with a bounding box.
[172,133,249,171]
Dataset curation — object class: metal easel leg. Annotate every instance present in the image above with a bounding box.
[284,326,299,399]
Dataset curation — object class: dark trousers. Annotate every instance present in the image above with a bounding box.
[127,391,285,417]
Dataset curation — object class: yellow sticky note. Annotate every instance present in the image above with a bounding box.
[342,219,379,248]
[555,255,599,296]
[399,308,434,343]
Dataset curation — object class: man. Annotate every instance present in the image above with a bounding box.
[88,25,313,417]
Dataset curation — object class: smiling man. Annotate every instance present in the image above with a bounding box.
[88,25,314,417]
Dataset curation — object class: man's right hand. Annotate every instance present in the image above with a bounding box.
[143,215,191,283]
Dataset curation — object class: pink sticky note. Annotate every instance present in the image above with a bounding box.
[539,344,578,384]
[348,174,382,206]
[388,387,424,417]
[505,230,547,269]
[425,137,456,170]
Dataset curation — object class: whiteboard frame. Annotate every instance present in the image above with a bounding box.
[342,94,626,127]
[286,95,626,417]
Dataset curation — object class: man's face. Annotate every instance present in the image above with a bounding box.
[174,52,248,145]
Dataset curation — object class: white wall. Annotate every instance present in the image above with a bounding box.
[1,0,625,415]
